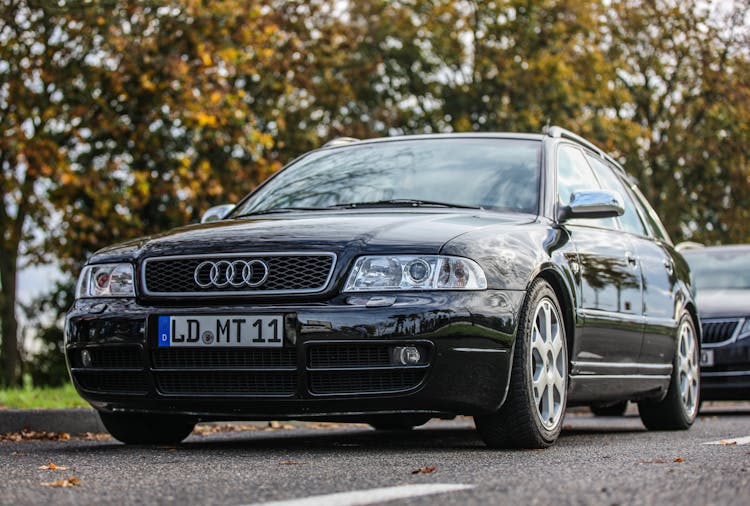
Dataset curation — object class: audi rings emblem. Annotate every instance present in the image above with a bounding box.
[194,259,270,289]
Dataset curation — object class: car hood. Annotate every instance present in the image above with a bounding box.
[90,210,535,263]
[695,289,750,318]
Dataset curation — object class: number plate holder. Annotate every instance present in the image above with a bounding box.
[156,315,284,347]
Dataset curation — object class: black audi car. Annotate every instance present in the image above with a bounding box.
[681,245,750,401]
[65,128,700,448]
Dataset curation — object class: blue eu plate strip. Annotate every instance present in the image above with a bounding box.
[157,316,171,347]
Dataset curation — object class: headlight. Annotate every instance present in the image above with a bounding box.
[76,263,135,298]
[344,255,487,291]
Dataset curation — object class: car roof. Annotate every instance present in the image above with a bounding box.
[319,132,546,150]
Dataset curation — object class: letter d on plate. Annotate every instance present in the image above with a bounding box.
[158,316,171,347]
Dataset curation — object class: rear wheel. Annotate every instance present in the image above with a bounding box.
[99,412,195,445]
[475,279,568,449]
[590,401,628,417]
[367,415,431,431]
[638,313,699,430]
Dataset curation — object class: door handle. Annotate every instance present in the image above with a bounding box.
[625,252,637,267]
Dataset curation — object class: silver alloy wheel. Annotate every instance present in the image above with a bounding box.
[677,319,699,418]
[530,298,566,430]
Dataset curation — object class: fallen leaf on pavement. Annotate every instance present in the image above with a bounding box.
[39,463,68,471]
[80,432,112,441]
[673,458,684,463]
[43,477,81,488]
[411,466,437,474]
[0,430,72,442]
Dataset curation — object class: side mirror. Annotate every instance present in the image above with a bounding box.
[558,190,624,222]
[200,204,235,224]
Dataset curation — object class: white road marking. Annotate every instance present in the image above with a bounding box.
[703,435,750,445]
[237,484,474,506]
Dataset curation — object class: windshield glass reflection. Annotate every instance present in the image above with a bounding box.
[683,248,750,290]
[233,138,541,216]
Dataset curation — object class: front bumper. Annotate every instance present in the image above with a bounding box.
[701,337,750,401]
[65,291,522,421]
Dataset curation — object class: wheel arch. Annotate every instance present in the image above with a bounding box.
[536,267,577,357]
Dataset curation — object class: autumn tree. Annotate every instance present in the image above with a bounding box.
[604,0,750,243]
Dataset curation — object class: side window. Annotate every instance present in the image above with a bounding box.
[586,155,647,237]
[630,185,672,244]
[556,145,617,230]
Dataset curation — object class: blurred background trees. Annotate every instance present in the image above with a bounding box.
[1,0,748,386]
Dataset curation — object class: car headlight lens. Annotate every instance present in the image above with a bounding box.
[344,255,487,291]
[76,263,135,298]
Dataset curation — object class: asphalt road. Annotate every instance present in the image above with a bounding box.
[2,404,749,506]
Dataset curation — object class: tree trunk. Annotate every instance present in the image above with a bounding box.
[0,252,21,387]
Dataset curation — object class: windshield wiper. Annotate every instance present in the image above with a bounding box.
[232,207,327,218]
[330,199,481,210]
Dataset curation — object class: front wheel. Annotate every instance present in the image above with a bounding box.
[638,313,699,430]
[475,279,568,449]
[99,412,196,445]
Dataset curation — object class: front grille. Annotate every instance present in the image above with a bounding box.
[153,348,296,369]
[154,371,296,396]
[69,346,142,369]
[310,370,426,395]
[143,253,335,295]
[74,371,148,394]
[701,319,741,344]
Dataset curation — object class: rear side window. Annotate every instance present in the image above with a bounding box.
[630,185,672,244]
[556,145,617,230]
[586,155,647,237]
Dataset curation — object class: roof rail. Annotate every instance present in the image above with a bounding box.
[546,126,624,172]
[322,137,361,148]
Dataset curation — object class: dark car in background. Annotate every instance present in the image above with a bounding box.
[682,245,750,401]
[65,128,700,448]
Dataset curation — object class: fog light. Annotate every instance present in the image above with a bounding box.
[393,346,422,366]
[81,349,92,368]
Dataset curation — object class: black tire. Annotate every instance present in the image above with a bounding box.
[590,401,628,417]
[367,415,431,431]
[638,313,700,430]
[475,278,568,449]
[99,412,195,445]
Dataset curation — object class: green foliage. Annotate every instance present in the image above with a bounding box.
[2,0,749,386]
[0,382,87,409]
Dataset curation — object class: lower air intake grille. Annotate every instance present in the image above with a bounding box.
[74,371,148,394]
[154,371,296,396]
[308,345,392,368]
[701,319,741,344]
[153,348,297,369]
[309,369,426,395]
[69,346,143,369]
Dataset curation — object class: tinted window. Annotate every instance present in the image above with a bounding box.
[630,185,671,243]
[586,155,646,236]
[233,139,541,215]
[556,145,617,229]
[683,249,750,290]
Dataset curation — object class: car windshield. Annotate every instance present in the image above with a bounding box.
[232,138,541,216]
[683,248,750,290]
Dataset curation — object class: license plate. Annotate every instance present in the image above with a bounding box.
[700,349,714,367]
[157,315,284,347]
